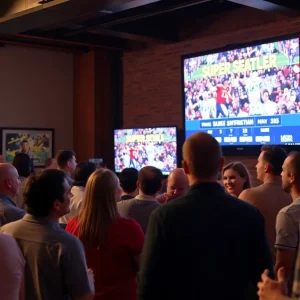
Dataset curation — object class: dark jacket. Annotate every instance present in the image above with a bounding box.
[138,182,273,300]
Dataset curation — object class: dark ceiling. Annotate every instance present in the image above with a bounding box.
[0,0,299,52]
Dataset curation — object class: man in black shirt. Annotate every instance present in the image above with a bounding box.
[138,132,273,300]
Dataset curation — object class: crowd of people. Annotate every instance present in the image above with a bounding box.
[184,39,300,120]
[114,127,177,174]
[1,134,300,300]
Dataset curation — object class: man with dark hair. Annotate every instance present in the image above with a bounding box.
[257,151,300,299]
[138,132,273,300]
[55,150,77,186]
[239,145,292,261]
[17,140,40,161]
[119,168,138,200]
[117,166,162,233]
[60,162,96,225]
[0,169,94,300]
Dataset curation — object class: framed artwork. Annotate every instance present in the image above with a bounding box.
[0,128,54,167]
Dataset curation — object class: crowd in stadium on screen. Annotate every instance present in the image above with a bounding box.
[114,128,177,173]
[184,39,300,120]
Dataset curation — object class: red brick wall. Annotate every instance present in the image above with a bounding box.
[123,6,300,186]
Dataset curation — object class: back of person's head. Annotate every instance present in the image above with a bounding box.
[138,166,163,196]
[12,153,31,178]
[183,132,222,179]
[78,168,120,247]
[45,158,57,170]
[119,168,138,194]
[24,169,66,217]
[285,152,300,185]
[0,163,20,198]
[73,162,96,187]
[222,161,251,190]
[55,150,75,169]
[261,145,287,176]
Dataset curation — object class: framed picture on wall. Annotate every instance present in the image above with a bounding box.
[0,128,54,167]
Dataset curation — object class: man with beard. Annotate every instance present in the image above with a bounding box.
[274,152,300,291]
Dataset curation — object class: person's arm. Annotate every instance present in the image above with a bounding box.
[276,249,297,282]
[63,237,94,300]
[19,271,25,300]
[257,268,289,300]
[249,208,274,287]
[138,208,169,300]
[275,211,298,282]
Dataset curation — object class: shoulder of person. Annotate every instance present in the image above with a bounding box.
[0,218,23,232]
[117,198,136,206]
[239,187,256,201]
[278,202,299,216]
[117,217,142,230]
[60,229,85,249]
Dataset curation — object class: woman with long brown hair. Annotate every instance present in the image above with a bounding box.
[66,169,144,300]
[222,161,251,197]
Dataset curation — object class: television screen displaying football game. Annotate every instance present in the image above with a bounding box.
[183,37,300,145]
[114,127,177,175]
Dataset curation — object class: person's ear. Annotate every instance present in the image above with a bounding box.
[290,173,295,185]
[182,160,190,175]
[5,178,12,189]
[53,199,61,212]
[136,181,140,190]
[264,163,270,173]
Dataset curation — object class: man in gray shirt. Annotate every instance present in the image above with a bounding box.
[118,166,162,233]
[0,163,25,226]
[0,169,94,300]
[275,152,300,288]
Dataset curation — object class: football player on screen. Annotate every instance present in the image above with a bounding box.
[209,78,233,118]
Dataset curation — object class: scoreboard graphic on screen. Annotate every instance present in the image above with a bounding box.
[183,37,300,146]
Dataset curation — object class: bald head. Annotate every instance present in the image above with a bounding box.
[183,132,223,179]
[167,168,189,197]
[0,164,17,181]
[0,163,20,198]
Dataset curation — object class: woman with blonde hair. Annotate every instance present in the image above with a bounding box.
[222,161,251,197]
[66,169,144,300]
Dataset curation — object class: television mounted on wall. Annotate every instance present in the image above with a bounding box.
[114,126,177,175]
[182,34,300,155]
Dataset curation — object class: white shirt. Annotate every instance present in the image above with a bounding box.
[0,234,25,300]
[263,101,277,116]
[59,186,85,224]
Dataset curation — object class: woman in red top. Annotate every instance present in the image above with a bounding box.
[66,169,145,300]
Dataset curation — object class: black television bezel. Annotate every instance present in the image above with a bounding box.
[113,125,179,176]
[181,32,300,156]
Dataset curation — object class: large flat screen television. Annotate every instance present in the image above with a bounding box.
[114,127,177,175]
[182,35,300,155]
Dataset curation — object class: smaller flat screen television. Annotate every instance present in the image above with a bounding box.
[114,127,177,175]
[88,158,104,169]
